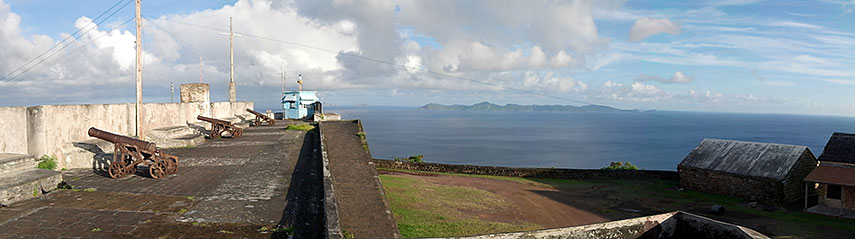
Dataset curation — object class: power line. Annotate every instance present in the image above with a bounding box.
[142,16,263,86]
[0,0,134,88]
[0,17,136,89]
[137,17,691,122]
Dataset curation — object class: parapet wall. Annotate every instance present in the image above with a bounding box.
[0,101,252,169]
[449,211,769,239]
[0,107,28,154]
[373,159,679,180]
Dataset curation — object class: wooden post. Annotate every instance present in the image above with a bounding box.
[805,183,808,210]
[228,17,236,102]
[135,0,143,138]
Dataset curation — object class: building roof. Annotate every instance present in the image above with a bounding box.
[679,138,814,180]
[817,132,855,164]
[805,164,855,187]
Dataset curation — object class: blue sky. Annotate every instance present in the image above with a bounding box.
[0,0,853,116]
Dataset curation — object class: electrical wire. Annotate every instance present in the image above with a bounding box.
[0,0,134,88]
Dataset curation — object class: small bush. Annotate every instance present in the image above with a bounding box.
[356,132,370,152]
[36,155,57,170]
[395,155,424,163]
[286,124,315,131]
[601,161,640,170]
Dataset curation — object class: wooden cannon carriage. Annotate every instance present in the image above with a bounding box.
[197,115,244,138]
[88,127,179,179]
[246,108,275,126]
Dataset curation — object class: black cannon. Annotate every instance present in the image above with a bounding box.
[197,115,244,138]
[246,108,275,126]
[88,127,179,179]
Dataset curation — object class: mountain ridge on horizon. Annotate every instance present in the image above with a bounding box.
[417,102,638,112]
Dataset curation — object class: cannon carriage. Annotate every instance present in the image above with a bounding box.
[196,115,244,138]
[87,127,179,179]
[246,108,275,126]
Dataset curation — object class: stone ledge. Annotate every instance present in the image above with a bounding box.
[0,154,37,175]
[0,169,62,206]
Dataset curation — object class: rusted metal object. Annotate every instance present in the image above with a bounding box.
[88,127,179,179]
[197,115,244,138]
[246,108,275,126]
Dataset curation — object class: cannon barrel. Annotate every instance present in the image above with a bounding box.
[197,115,230,124]
[88,127,157,152]
[246,108,266,117]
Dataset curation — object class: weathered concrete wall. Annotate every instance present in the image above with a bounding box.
[444,211,768,239]
[180,83,210,104]
[0,107,28,154]
[317,120,343,239]
[21,101,252,169]
[373,159,679,180]
[679,167,783,203]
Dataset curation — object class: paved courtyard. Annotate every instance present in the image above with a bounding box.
[0,122,324,238]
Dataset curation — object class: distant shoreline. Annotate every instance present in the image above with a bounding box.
[417,102,638,113]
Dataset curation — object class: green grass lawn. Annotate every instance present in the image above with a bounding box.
[379,174,541,238]
[379,169,855,239]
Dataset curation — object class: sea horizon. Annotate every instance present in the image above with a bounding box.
[322,105,855,171]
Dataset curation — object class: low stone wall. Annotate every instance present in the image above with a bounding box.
[317,122,343,239]
[373,159,679,180]
[679,167,783,203]
[447,211,769,239]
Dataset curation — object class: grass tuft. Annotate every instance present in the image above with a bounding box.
[286,124,315,131]
[36,155,57,170]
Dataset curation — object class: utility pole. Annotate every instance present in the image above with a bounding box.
[281,68,286,94]
[170,82,174,102]
[228,17,236,102]
[199,56,203,83]
[135,0,143,139]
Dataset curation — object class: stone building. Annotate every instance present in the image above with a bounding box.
[678,138,817,203]
[805,132,855,218]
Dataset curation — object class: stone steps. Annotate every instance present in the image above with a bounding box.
[145,126,206,149]
[0,154,63,206]
[0,153,38,175]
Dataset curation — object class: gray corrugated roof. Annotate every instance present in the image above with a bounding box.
[817,132,855,164]
[679,138,812,180]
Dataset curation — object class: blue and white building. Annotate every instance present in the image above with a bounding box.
[282,90,318,119]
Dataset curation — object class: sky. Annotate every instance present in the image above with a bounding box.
[0,0,853,116]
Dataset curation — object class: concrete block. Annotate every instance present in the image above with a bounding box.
[0,153,37,175]
[60,139,114,170]
[0,168,62,206]
[180,83,210,104]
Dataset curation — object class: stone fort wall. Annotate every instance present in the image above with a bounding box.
[372,159,679,180]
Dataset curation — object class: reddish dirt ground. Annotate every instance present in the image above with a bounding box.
[379,170,609,229]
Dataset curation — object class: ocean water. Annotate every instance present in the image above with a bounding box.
[325,106,855,170]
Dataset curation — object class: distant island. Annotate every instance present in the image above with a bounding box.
[418,102,637,112]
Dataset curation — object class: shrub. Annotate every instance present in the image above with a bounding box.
[601,161,640,170]
[36,155,57,170]
[395,155,424,163]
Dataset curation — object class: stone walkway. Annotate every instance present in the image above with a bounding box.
[321,120,399,238]
[0,122,324,238]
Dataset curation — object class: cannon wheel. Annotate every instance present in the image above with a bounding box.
[149,158,167,179]
[109,144,130,179]
[159,153,179,175]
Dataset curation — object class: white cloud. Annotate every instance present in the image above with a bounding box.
[628,17,680,42]
[635,71,693,84]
